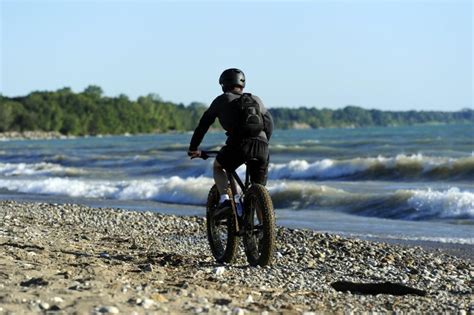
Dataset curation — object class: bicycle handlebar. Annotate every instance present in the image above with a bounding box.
[190,150,220,160]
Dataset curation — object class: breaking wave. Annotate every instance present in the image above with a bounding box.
[0,162,85,177]
[3,154,472,181]
[0,176,472,221]
[268,154,474,180]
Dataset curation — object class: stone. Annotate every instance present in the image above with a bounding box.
[39,302,50,310]
[96,306,120,314]
[213,266,226,276]
[51,296,64,304]
[20,277,48,287]
[141,298,155,309]
[233,307,246,315]
[151,293,168,303]
[99,252,110,259]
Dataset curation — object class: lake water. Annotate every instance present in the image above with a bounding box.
[1,124,473,245]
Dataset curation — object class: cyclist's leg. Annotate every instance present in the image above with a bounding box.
[216,145,245,195]
[245,140,269,185]
[213,159,228,195]
[243,139,269,228]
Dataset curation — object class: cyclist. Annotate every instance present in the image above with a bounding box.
[188,68,273,211]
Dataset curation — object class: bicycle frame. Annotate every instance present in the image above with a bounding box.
[197,149,275,266]
[197,150,251,195]
[197,150,253,231]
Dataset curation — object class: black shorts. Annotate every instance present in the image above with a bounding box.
[216,139,269,185]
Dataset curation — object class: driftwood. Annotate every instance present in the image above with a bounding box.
[331,281,427,296]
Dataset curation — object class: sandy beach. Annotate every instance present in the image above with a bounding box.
[0,200,472,314]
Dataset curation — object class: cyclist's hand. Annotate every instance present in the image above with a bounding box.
[188,150,201,159]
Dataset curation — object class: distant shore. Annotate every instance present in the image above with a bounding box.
[0,131,72,141]
[2,123,471,141]
[0,200,471,313]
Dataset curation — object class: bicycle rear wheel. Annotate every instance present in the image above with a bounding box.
[242,184,276,266]
[206,185,238,263]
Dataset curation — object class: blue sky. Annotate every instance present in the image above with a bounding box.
[1,0,472,111]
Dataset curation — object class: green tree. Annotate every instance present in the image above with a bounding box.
[83,85,103,98]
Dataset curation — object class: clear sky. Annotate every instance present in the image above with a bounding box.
[1,0,472,111]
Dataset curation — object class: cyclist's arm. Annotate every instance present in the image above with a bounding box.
[189,101,218,151]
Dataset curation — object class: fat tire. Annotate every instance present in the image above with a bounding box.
[206,185,238,264]
[243,184,275,266]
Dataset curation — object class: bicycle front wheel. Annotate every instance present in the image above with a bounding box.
[243,184,276,266]
[206,185,238,264]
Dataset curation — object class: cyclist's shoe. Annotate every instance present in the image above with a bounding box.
[214,199,232,220]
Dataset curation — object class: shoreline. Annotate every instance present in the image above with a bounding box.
[363,237,474,262]
[1,123,472,141]
[0,200,472,313]
[1,193,472,262]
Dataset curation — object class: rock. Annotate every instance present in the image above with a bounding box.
[96,306,120,314]
[39,302,50,310]
[49,305,62,311]
[128,297,142,305]
[20,277,49,287]
[51,296,64,304]
[233,307,246,315]
[100,252,110,259]
[213,266,226,275]
[140,298,155,309]
[138,263,153,272]
[215,298,232,305]
[151,293,168,303]
[245,295,254,304]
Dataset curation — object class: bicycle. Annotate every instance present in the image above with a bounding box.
[193,150,276,266]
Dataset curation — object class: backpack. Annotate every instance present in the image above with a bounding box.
[233,93,264,138]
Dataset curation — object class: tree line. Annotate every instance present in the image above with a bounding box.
[0,85,472,135]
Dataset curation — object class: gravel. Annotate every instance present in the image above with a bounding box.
[0,200,472,313]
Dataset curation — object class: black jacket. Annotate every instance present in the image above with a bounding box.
[189,91,273,151]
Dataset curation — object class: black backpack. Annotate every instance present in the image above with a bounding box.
[233,93,264,138]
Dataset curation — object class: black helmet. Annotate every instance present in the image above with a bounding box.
[219,68,246,89]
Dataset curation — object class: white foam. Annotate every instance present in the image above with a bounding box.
[301,139,320,144]
[268,154,472,179]
[0,175,473,221]
[269,158,367,179]
[356,233,474,245]
[0,176,214,205]
[117,176,214,204]
[0,177,117,198]
[0,162,84,177]
[407,187,474,219]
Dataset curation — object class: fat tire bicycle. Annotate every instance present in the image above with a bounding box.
[193,150,276,267]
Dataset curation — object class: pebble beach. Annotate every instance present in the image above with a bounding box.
[0,200,472,314]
